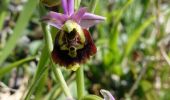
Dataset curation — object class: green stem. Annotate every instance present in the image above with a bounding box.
[74,1,85,99]
[39,3,72,98]
[51,62,73,98]
[41,24,73,98]
[76,66,85,100]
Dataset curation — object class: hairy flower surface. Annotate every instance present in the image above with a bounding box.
[42,0,105,68]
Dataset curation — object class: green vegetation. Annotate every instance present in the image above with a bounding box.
[0,0,170,100]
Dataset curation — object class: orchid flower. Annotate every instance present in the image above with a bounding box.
[42,0,105,69]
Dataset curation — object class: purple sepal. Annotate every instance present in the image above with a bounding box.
[42,0,106,29]
[41,11,68,29]
[68,0,74,15]
[100,89,115,100]
[62,0,74,16]
[80,13,106,28]
[71,7,87,23]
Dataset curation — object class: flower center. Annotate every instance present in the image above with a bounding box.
[62,20,85,43]
[68,46,77,57]
[57,20,86,58]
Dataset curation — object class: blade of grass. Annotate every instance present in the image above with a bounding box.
[105,0,133,64]
[34,67,48,99]
[0,56,35,78]
[0,0,38,65]
[75,0,81,10]
[24,46,49,99]
[0,12,7,31]
[124,16,156,56]
[0,0,10,31]
[34,46,49,79]
[81,95,103,100]
[112,0,133,25]
[44,85,60,100]
[90,0,99,13]
[24,66,48,100]
[24,14,49,98]
[0,0,10,13]
[111,0,133,46]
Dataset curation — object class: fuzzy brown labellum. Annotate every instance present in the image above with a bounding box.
[51,28,97,67]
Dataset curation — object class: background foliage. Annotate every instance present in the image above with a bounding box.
[0,0,170,100]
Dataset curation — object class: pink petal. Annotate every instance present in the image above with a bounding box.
[62,0,68,14]
[68,0,74,15]
[71,7,87,23]
[80,13,106,28]
[100,89,115,100]
[41,11,68,29]
[62,0,74,16]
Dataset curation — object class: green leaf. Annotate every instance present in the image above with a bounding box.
[106,0,133,64]
[0,57,35,78]
[44,85,60,100]
[0,0,38,65]
[34,70,48,100]
[24,65,48,100]
[90,0,99,13]
[75,0,81,10]
[81,95,103,100]
[140,80,159,100]
[124,16,156,56]
[0,0,10,30]
[24,46,49,100]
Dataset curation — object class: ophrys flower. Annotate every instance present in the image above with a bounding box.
[42,0,105,69]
